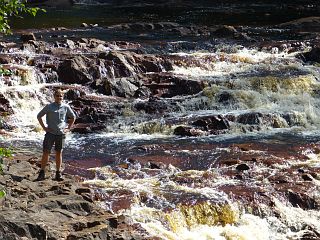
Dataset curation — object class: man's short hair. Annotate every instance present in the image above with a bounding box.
[54,89,64,96]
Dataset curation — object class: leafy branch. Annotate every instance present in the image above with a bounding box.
[0,0,45,34]
[0,147,13,174]
[0,65,12,76]
[0,147,13,200]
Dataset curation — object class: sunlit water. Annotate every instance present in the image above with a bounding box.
[1,2,320,239]
[1,45,320,240]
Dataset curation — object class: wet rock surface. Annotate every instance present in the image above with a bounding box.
[1,2,320,239]
[2,148,294,239]
[0,93,13,116]
[0,153,150,240]
[70,140,320,239]
[0,13,319,134]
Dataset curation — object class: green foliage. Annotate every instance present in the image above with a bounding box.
[0,66,12,76]
[0,190,5,198]
[0,147,13,174]
[0,0,45,34]
[0,147,12,158]
[0,147,12,200]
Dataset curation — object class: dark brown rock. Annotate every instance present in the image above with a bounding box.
[65,89,83,100]
[20,33,36,42]
[277,17,320,32]
[72,123,106,134]
[0,93,13,116]
[173,126,205,137]
[236,163,250,171]
[213,25,238,37]
[301,173,313,181]
[192,115,230,131]
[237,112,263,125]
[101,50,172,78]
[141,73,206,98]
[0,55,11,64]
[301,47,320,63]
[58,56,93,84]
[134,97,173,114]
[287,189,318,210]
[162,78,206,98]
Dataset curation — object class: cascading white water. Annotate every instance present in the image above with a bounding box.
[2,44,320,137]
[84,158,320,240]
[2,2,319,239]
[1,39,320,240]
[0,61,54,138]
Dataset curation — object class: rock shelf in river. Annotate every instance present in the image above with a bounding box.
[0,153,150,239]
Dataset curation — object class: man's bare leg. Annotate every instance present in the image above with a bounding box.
[40,150,50,170]
[36,150,50,181]
[55,150,64,181]
[55,150,62,171]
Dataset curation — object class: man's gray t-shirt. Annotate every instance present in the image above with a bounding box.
[37,102,76,135]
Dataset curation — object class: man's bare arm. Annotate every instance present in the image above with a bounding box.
[65,118,75,132]
[37,116,49,132]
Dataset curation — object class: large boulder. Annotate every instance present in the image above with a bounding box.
[66,92,125,133]
[58,51,172,89]
[213,25,253,41]
[133,97,177,114]
[141,73,206,98]
[192,115,230,131]
[173,126,206,137]
[57,56,93,84]
[103,78,139,98]
[100,50,172,77]
[213,25,238,37]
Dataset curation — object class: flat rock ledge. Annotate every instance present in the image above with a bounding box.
[0,153,148,240]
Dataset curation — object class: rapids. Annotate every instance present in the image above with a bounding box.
[1,1,320,239]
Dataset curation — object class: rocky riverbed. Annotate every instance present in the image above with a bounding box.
[1,1,320,239]
[1,16,320,135]
[0,152,154,239]
[1,140,319,239]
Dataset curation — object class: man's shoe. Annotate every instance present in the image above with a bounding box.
[36,170,45,181]
[54,171,64,181]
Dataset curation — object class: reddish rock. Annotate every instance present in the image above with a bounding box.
[174,126,205,137]
[58,56,93,84]
[0,155,147,240]
[72,123,106,134]
[0,93,13,116]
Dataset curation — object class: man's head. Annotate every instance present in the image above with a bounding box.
[54,89,64,104]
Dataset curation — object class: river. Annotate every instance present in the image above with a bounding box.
[1,1,320,239]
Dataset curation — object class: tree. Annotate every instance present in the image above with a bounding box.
[0,0,44,34]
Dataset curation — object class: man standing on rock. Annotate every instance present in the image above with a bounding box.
[36,89,76,181]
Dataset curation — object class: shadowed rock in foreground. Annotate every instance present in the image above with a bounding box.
[0,153,149,240]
